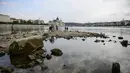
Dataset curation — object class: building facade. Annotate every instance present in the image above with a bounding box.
[0,14,11,22]
[48,17,65,26]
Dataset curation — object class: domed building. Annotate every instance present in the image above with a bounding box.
[48,17,65,31]
[48,17,65,27]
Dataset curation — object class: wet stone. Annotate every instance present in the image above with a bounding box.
[51,48,63,56]
[28,55,35,60]
[94,39,100,43]
[118,37,123,40]
[101,40,105,42]
[36,59,43,64]
[114,41,117,43]
[0,66,14,73]
[120,40,128,47]
[46,54,52,60]
[82,38,85,41]
[112,62,120,73]
[0,51,6,57]
[113,36,116,37]
[108,39,112,42]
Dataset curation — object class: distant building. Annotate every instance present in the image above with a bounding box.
[48,17,65,26]
[0,14,11,22]
[10,18,17,22]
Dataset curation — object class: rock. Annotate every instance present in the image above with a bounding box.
[112,62,120,73]
[28,55,35,60]
[82,38,85,41]
[23,34,26,38]
[113,36,116,37]
[108,39,112,42]
[51,48,63,56]
[101,40,104,42]
[36,59,43,64]
[9,35,43,56]
[114,41,117,43]
[46,54,52,60]
[43,33,49,38]
[41,54,46,58]
[0,51,6,57]
[120,40,128,47]
[118,37,123,40]
[66,36,73,40]
[28,61,36,67]
[94,39,100,43]
[0,66,14,73]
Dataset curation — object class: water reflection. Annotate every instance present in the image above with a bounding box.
[49,36,55,44]
[10,48,44,68]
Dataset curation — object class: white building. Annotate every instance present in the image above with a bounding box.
[48,17,65,26]
[0,14,11,22]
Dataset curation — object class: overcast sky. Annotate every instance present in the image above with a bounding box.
[0,0,130,22]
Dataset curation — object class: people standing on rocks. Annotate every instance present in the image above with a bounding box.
[11,24,14,34]
[56,25,58,31]
[65,26,68,31]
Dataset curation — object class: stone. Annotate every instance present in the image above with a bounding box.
[114,41,117,43]
[112,62,120,73]
[118,37,123,40]
[9,35,43,56]
[0,51,6,57]
[108,39,112,42]
[120,40,128,47]
[28,61,36,67]
[36,59,43,64]
[113,36,116,37]
[94,39,100,43]
[101,40,104,42]
[0,66,14,73]
[46,54,52,60]
[66,36,73,40]
[51,48,63,56]
[43,33,49,38]
[28,55,35,60]
[82,38,85,41]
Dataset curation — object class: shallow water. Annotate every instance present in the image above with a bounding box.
[0,27,130,73]
[43,27,130,73]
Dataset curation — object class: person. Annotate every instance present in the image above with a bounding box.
[65,26,68,31]
[56,25,58,31]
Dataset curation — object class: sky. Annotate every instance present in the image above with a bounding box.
[0,0,130,23]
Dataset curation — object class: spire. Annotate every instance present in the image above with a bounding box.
[56,17,59,20]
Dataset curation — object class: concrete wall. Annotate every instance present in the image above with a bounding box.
[0,14,10,22]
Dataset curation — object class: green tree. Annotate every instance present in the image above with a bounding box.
[27,20,32,24]
[13,21,19,24]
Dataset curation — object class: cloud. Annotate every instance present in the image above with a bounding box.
[124,12,130,16]
[0,2,14,6]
